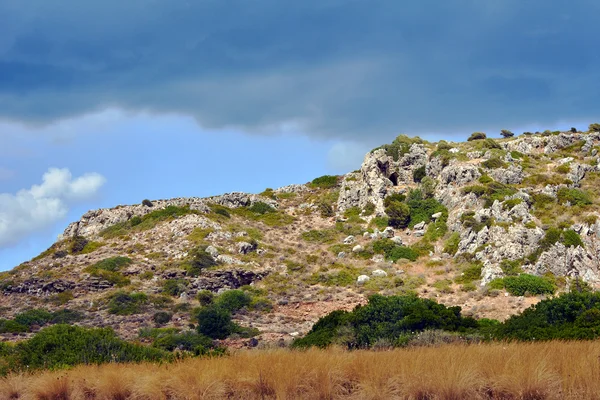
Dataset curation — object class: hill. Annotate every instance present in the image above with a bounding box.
[1,127,600,347]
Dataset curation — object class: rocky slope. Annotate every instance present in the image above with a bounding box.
[1,128,600,346]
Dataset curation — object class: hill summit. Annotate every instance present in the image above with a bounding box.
[2,127,600,346]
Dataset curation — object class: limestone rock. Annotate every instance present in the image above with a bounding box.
[372,269,388,277]
[343,235,355,244]
[357,275,370,285]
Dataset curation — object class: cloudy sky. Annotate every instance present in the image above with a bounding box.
[0,0,598,270]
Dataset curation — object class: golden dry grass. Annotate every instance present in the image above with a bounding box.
[2,342,600,399]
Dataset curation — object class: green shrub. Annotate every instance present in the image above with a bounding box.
[482,158,507,169]
[184,247,218,276]
[500,129,514,138]
[563,230,584,248]
[195,306,235,339]
[370,216,389,230]
[12,325,169,372]
[293,294,477,349]
[248,202,275,214]
[385,201,411,229]
[462,185,487,197]
[100,206,196,238]
[152,312,173,326]
[468,132,487,141]
[301,229,337,243]
[454,264,482,284]
[502,274,556,296]
[363,202,376,216]
[500,260,522,276]
[50,309,84,324]
[310,175,338,189]
[495,292,600,340]
[142,199,154,207]
[377,135,424,161]
[557,188,593,206]
[406,190,447,228]
[13,309,53,328]
[213,206,231,218]
[161,279,188,297]
[107,292,148,315]
[589,123,600,132]
[91,256,133,272]
[70,236,89,254]
[0,319,28,334]
[413,166,426,183]
[387,246,419,262]
[152,331,218,355]
[443,232,461,255]
[214,290,252,313]
[196,290,214,306]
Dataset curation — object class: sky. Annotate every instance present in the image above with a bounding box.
[0,0,599,270]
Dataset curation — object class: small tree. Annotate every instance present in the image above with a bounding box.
[467,132,487,141]
[570,127,578,133]
[385,201,411,229]
[500,129,514,138]
[589,123,600,132]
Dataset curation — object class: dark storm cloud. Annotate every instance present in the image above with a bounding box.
[0,0,599,139]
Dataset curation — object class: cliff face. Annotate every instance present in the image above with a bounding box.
[1,130,600,346]
[338,131,600,284]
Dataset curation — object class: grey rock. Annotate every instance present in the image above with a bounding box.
[382,227,395,238]
[391,236,403,245]
[205,245,219,257]
[357,275,370,285]
[343,235,355,244]
[431,212,443,220]
[337,252,346,259]
[413,221,426,230]
[237,241,257,254]
[352,245,364,253]
[372,269,388,277]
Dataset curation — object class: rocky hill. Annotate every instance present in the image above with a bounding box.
[2,128,600,347]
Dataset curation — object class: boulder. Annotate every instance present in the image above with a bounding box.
[343,235,355,244]
[357,275,370,285]
[372,269,388,277]
[238,242,258,254]
[352,245,364,253]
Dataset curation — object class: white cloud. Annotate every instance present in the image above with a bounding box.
[0,168,106,248]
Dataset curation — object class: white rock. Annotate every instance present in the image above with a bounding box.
[391,236,403,245]
[357,275,370,285]
[352,245,364,253]
[431,212,443,220]
[372,269,388,277]
[343,235,355,244]
[337,252,346,259]
[382,227,395,238]
[413,221,426,230]
[205,245,219,257]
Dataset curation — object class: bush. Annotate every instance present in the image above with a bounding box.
[363,202,376,216]
[495,292,600,340]
[310,175,338,189]
[387,246,419,262]
[213,206,231,218]
[142,199,154,207]
[557,188,593,206]
[468,132,487,141]
[385,201,411,229]
[50,309,84,324]
[563,229,584,248]
[152,331,217,355]
[481,158,507,169]
[91,256,133,272]
[70,236,89,254]
[406,190,447,228]
[161,279,188,297]
[152,312,173,326]
[185,247,218,276]
[377,135,424,161]
[197,290,214,306]
[195,306,235,339]
[454,264,482,284]
[589,123,600,132]
[13,309,53,328]
[108,292,148,315]
[500,129,514,138]
[293,294,477,349]
[443,232,461,255]
[248,202,275,214]
[12,325,169,372]
[502,274,556,296]
[214,290,252,313]
[412,166,426,183]
[462,185,487,197]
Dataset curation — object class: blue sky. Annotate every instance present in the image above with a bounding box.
[1,0,599,270]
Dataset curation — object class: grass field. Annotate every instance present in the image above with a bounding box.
[2,341,600,399]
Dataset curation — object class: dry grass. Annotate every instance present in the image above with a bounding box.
[2,342,600,399]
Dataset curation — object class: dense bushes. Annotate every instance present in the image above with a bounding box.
[293,294,477,349]
[310,175,338,189]
[489,274,556,296]
[468,132,487,141]
[84,256,132,287]
[376,135,424,161]
[184,246,219,276]
[557,188,593,206]
[0,308,83,334]
[107,291,148,315]
[161,279,188,297]
[496,292,600,340]
[384,200,411,229]
[384,189,447,231]
[372,239,419,262]
[9,325,170,372]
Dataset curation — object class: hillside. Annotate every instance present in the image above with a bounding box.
[1,127,600,346]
